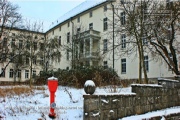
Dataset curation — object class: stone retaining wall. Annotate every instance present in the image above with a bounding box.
[83,82,180,120]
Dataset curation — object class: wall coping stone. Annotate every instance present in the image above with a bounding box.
[131,84,163,87]
[158,78,179,82]
[83,94,136,98]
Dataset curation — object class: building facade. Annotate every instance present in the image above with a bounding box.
[46,0,179,80]
[0,27,45,82]
[0,0,179,82]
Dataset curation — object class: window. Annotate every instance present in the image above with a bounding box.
[120,0,124,4]
[67,49,69,60]
[89,11,93,17]
[10,53,14,63]
[40,43,44,50]
[11,39,15,48]
[40,57,44,65]
[77,28,80,33]
[26,41,30,49]
[59,36,61,45]
[59,26,61,31]
[12,33,15,36]
[9,69,13,78]
[32,56,37,64]
[34,36,38,39]
[166,0,173,9]
[77,16,80,23]
[1,68,5,77]
[0,54,6,62]
[103,39,108,53]
[33,70,36,78]
[25,70,29,79]
[68,22,70,27]
[19,40,23,49]
[66,67,69,70]
[26,56,29,65]
[104,4,107,11]
[144,56,149,71]
[121,11,126,25]
[142,35,148,45]
[121,34,126,49]
[17,69,21,78]
[3,38,7,46]
[67,32,70,43]
[121,58,126,74]
[18,55,23,64]
[89,23,93,30]
[103,17,108,30]
[33,42,37,50]
[86,61,90,66]
[103,61,108,69]
[52,30,54,35]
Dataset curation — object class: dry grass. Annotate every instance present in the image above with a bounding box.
[0,86,46,98]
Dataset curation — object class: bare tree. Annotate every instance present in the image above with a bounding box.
[0,0,21,77]
[43,36,61,72]
[147,1,180,76]
[107,0,151,83]
[107,0,180,83]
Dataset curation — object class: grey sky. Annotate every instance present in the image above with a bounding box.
[10,0,86,31]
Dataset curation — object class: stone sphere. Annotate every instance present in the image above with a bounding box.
[84,80,96,95]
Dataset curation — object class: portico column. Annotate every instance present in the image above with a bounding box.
[90,38,93,66]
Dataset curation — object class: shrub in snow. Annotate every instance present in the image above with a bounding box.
[84,80,96,95]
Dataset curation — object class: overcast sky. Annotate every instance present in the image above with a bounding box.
[10,0,86,31]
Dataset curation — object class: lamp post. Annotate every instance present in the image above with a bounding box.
[110,1,115,71]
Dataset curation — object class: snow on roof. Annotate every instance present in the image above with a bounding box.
[49,0,107,30]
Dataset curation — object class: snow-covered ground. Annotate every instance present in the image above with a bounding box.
[0,85,179,120]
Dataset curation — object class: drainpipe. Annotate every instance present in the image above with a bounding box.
[70,17,74,69]
[110,1,115,72]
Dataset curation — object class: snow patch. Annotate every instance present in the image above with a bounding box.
[109,110,114,113]
[47,76,58,80]
[101,99,109,104]
[92,112,100,117]
[84,80,95,87]
[161,116,166,120]
[112,99,119,102]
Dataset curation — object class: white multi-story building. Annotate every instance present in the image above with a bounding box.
[0,0,179,82]
[46,0,179,80]
[0,27,45,82]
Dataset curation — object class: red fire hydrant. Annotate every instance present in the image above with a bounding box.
[48,76,58,119]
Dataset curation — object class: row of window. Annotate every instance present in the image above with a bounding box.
[57,4,108,32]
[0,54,44,65]
[103,34,148,53]
[0,68,36,79]
[57,10,126,43]
[103,34,126,53]
[2,38,45,50]
[53,9,126,35]
[103,56,149,74]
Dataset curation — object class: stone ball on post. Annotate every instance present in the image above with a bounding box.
[84,80,96,95]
